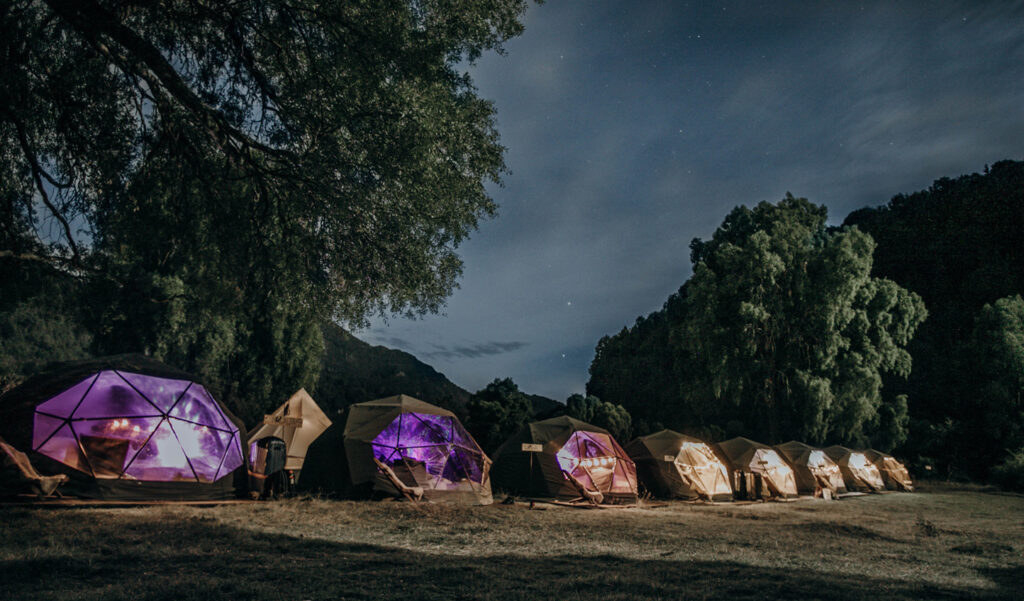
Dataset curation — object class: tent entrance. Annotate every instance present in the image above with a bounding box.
[370,412,488,495]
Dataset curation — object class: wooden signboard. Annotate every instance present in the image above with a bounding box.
[521,443,544,453]
[262,415,303,428]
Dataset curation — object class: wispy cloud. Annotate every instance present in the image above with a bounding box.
[423,341,529,360]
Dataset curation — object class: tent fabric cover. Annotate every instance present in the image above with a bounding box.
[491,416,638,504]
[625,430,732,501]
[0,355,247,501]
[247,388,331,472]
[714,437,799,499]
[774,441,847,495]
[864,449,913,491]
[823,446,886,492]
[343,395,492,504]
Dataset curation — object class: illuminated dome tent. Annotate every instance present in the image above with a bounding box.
[823,446,886,492]
[342,395,492,504]
[0,356,245,500]
[774,441,847,495]
[491,416,638,504]
[863,449,913,492]
[625,430,732,501]
[713,437,798,500]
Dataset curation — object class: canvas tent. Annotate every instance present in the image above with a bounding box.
[0,356,246,500]
[864,449,913,491]
[625,430,732,501]
[774,441,847,495]
[823,446,886,492]
[491,416,638,504]
[247,388,331,481]
[714,437,798,500]
[339,395,492,504]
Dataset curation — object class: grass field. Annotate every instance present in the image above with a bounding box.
[2,484,1022,600]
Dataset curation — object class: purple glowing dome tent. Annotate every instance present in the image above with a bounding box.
[490,416,638,504]
[337,395,492,504]
[0,356,246,500]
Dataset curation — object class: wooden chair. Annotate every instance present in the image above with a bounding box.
[0,440,69,498]
[372,457,424,502]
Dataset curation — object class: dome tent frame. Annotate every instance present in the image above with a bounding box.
[491,416,638,504]
[342,395,493,504]
[0,355,247,500]
[625,429,732,501]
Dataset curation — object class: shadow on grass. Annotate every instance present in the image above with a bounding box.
[1,509,1019,601]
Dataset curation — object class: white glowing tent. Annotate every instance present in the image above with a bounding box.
[247,389,332,474]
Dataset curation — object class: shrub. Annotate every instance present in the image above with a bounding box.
[990,448,1024,492]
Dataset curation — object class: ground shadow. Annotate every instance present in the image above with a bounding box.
[0,509,1016,601]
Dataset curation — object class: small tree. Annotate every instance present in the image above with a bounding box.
[565,394,633,442]
[466,378,533,454]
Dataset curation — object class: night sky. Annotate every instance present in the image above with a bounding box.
[361,1,1024,401]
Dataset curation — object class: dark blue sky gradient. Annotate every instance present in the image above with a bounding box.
[361,1,1024,400]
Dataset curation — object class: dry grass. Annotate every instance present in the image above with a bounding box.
[1,485,1022,600]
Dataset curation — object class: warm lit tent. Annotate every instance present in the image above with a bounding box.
[247,388,331,481]
[338,395,492,504]
[0,356,246,500]
[713,437,798,500]
[491,416,638,504]
[624,430,732,501]
[823,446,886,492]
[864,449,913,491]
[774,441,847,495]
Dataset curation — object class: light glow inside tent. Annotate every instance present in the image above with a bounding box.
[808,450,828,468]
[848,452,869,469]
[676,441,732,498]
[31,370,242,482]
[555,431,636,494]
[370,412,487,488]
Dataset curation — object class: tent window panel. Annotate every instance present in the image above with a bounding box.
[215,432,243,481]
[116,371,192,413]
[123,419,197,482]
[170,386,229,431]
[35,423,91,475]
[32,413,66,451]
[75,417,163,478]
[71,371,161,419]
[34,374,98,419]
[170,418,232,483]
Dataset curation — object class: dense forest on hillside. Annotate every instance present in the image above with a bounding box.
[316,323,472,417]
[588,162,1024,480]
[844,160,1024,478]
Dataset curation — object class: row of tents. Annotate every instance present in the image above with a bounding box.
[0,356,912,504]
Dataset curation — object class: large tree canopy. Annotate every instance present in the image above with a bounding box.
[1,0,531,421]
[589,195,926,449]
[844,161,1024,477]
[683,195,926,445]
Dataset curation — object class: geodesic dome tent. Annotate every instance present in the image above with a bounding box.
[823,446,886,492]
[714,437,798,500]
[0,356,246,500]
[625,430,732,501]
[863,449,913,491]
[338,395,492,504]
[491,416,638,504]
[774,441,847,495]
